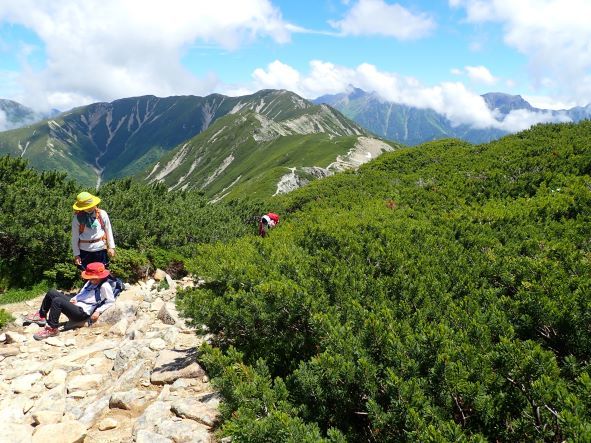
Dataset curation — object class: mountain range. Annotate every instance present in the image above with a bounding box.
[0,99,58,131]
[313,88,591,145]
[0,90,396,197]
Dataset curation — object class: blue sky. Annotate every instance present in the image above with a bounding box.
[1,0,590,131]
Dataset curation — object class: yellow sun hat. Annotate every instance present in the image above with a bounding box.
[73,191,101,211]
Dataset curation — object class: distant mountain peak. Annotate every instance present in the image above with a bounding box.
[481,92,534,113]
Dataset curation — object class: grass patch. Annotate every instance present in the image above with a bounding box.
[0,309,13,328]
[0,281,50,306]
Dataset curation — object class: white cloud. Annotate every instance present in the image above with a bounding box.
[451,65,499,85]
[0,0,294,111]
[450,0,591,104]
[252,61,301,90]
[329,0,435,39]
[522,95,576,110]
[464,65,498,85]
[249,59,572,132]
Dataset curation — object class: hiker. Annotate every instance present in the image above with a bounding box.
[72,191,115,270]
[259,212,279,237]
[25,262,115,340]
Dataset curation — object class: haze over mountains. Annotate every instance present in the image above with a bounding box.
[313,88,591,145]
[0,99,58,132]
[0,90,395,198]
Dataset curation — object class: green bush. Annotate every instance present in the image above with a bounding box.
[108,248,151,283]
[180,122,591,441]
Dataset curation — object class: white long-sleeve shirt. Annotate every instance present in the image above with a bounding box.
[73,280,115,315]
[71,209,115,256]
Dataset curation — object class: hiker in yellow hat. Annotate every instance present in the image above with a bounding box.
[71,191,116,270]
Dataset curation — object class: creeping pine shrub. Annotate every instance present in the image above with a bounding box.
[182,122,591,441]
[108,248,151,283]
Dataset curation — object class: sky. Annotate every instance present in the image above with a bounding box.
[1,0,591,132]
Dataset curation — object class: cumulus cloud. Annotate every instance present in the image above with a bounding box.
[250,59,572,132]
[0,0,294,111]
[329,0,435,39]
[451,65,499,85]
[465,66,498,85]
[450,0,591,104]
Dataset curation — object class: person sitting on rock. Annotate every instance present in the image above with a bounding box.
[25,262,115,340]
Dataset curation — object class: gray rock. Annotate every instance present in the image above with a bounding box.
[66,374,103,393]
[32,410,63,425]
[5,331,27,344]
[98,417,118,430]
[153,269,167,281]
[113,359,151,391]
[113,340,145,372]
[2,423,32,443]
[32,384,66,416]
[156,418,210,442]
[77,394,110,428]
[44,369,67,389]
[157,303,179,325]
[132,401,172,436]
[11,372,42,393]
[136,430,172,443]
[32,421,86,443]
[0,345,19,357]
[171,398,219,427]
[96,301,139,325]
[150,349,204,385]
[109,389,153,410]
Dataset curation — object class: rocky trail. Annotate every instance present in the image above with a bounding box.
[0,273,219,443]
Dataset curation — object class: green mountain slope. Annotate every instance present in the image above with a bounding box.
[0,89,350,187]
[141,106,396,199]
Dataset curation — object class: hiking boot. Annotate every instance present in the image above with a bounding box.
[25,311,46,326]
[33,326,59,341]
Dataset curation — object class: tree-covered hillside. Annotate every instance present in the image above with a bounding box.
[178,121,591,441]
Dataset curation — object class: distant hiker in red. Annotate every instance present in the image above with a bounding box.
[259,212,280,237]
[71,191,115,270]
[25,262,115,340]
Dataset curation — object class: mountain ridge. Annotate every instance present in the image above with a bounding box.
[312,88,591,145]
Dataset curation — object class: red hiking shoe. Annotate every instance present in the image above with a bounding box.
[33,326,59,341]
[25,311,46,326]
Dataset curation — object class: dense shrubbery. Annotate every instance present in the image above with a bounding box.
[0,158,266,294]
[2,121,591,440]
[178,122,591,441]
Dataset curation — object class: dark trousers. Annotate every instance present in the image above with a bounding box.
[78,249,109,271]
[39,289,89,328]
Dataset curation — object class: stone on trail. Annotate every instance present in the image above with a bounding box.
[2,423,32,443]
[150,348,204,385]
[0,275,216,442]
[32,421,87,443]
[98,417,118,430]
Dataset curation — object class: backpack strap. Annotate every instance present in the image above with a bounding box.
[77,208,109,246]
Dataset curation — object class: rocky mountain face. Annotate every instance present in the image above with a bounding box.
[141,103,395,200]
[0,273,218,443]
[0,89,396,197]
[313,88,591,145]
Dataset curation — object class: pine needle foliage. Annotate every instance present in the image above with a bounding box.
[180,121,591,441]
